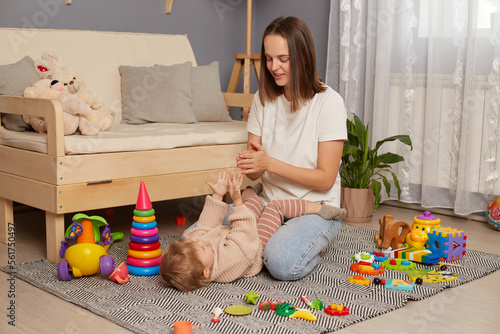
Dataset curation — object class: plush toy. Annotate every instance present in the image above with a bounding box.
[51,66,114,134]
[34,51,63,79]
[31,52,114,135]
[23,79,89,135]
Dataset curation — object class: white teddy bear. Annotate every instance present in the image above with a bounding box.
[31,51,114,135]
[22,79,89,136]
[50,66,114,134]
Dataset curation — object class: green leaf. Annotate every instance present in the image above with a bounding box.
[391,172,402,199]
[382,177,391,198]
[376,152,405,166]
[374,135,413,152]
[372,179,382,211]
[342,143,359,157]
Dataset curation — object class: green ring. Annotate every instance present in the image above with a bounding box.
[133,208,155,217]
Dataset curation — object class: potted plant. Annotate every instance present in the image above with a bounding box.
[340,113,413,222]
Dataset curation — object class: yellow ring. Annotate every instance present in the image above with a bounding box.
[127,248,162,259]
[133,215,156,223]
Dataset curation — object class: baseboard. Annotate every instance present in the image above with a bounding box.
[382,200,487,223]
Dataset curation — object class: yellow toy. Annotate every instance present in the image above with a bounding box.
[407,269,458,283]
[411,211,441,233]
[289,309,317,321]
[348,275,370,286]
[58,213,123,280]
[405,229,428,250]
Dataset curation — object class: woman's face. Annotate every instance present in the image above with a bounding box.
[264,34,291,97]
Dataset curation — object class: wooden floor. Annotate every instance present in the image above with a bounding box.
[1,198,499,334]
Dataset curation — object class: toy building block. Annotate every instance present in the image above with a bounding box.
[427,227,466,262]
[384,279,414,291]
[348,275,371,286]
[389,247,441,264]
[374,215,411,249]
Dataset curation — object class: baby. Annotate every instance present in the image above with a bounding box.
[160,169,262,292]
[160,168,346,292]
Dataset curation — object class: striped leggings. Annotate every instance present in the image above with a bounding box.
[242,188,308,249]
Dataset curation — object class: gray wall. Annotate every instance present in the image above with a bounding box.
[0,0,331,114]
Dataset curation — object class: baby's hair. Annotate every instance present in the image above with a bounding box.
[159,238,211,292]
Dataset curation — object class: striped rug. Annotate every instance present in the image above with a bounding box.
[4,223,500,334]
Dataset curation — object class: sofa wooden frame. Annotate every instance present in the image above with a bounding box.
[0,92,254,263]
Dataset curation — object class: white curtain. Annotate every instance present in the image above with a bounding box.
[327,0,500,215]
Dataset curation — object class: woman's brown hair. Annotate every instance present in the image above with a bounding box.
[259,16,326,113]
[159,239,211,292]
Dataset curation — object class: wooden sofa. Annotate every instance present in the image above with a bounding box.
[0,28,254,263]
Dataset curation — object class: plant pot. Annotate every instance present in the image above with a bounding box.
[341,187,375,223]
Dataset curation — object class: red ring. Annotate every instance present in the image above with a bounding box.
[128,241,161,251]
[126,255,163,267]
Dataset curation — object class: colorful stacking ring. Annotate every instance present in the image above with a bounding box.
[132,221,157,230]
[129,234,159,244]
[127,248,162,259]
[127,264,160,276]
[128,241,161,251]
[133,208,155,217]
[130,227,158,237]
[126,255,162,267]
[133,215,156,223]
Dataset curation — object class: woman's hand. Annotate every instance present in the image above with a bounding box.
[237,141,271,175]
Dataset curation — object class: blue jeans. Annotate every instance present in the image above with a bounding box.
[263,214,341,280]
[182,204,342,281]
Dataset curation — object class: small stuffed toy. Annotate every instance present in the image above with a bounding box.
[34,51,63,79]
[51,66,114,134]
[31,52,114,135]
[23,79,87,136]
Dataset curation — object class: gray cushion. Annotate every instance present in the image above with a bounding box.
[0,56,40,131]
[119,62,197,124]
[159,61,231,122]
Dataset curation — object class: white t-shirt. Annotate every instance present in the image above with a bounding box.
[247,86,347,206]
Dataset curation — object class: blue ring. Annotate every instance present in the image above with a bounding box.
[129,234,159,244]
[132,221,157,229]
[126,264,160,276]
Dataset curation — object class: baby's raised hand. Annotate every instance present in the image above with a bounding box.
[227,170,243,206]
[206,168,229,197]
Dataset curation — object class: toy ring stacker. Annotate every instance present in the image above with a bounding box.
[132,221,157,229]
[128,241,161,251]
[127,248,162,259]
[126,255,162,267]
[129,234,160,244]
[130,227,159,237]
[133,215,156,223]
[127,264,160,276]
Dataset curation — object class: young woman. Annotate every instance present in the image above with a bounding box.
[236,16,347,280]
